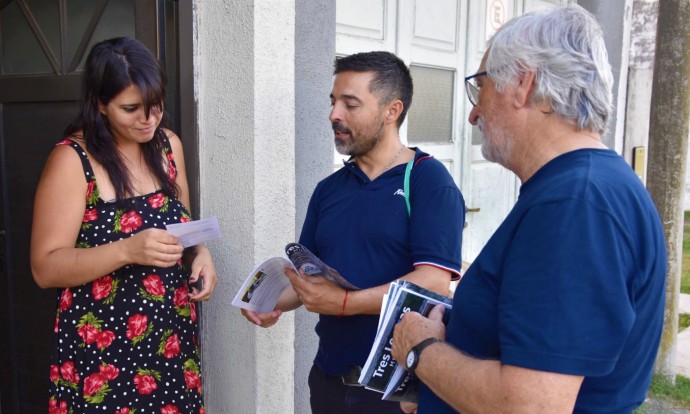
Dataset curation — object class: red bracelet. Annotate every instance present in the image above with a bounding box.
[339,290,349,317]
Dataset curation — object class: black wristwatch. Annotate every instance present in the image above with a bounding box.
[405,337,441,374]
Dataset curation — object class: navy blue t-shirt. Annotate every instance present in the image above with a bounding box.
[300,148,465,375]
[419,149,666,413]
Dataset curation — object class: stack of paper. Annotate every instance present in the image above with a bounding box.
[358,280,452,402]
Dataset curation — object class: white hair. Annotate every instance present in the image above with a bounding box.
[486,5,614,134]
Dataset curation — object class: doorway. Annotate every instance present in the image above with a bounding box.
[0,1,191,412]
[335,0,565,263]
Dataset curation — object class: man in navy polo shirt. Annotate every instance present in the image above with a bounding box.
[242,51,465,413]
[390,5,666,414]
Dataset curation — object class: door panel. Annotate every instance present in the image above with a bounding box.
[335,0,395,55]
[398,0,464,191]
[462,0,520,262]
[462,0,566,261]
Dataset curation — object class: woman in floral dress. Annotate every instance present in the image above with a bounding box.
[30,37,217,413]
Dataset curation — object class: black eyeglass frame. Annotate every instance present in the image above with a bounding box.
[464,71,488,106]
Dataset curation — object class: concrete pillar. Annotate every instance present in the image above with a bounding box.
[294,1,336,412]
[195,1,297,412]
[193,0,336,411]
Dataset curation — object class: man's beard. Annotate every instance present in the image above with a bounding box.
[333,117,384,157]
[479,117,513,166]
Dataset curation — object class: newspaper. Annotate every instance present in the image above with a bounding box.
[231,243,359,313]
[165,216,221,248]
[358,280,452,402]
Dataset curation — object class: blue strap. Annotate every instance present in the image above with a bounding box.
[403,159,414,216]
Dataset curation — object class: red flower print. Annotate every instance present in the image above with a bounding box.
[83,372,105,396]
[115,409,131,414]
[78,324,99,344]
[168,164,177,181]
[92,275,113,301]
[60,361,79,384]
[48,398,68,414]
[59,288,72,311]
[57,139,72,146]
[200,408,206,414]
[98,363,119,380]
[148,193,166,209]
[133,373,158,395]
[120,211,143,234]
[54,315,59,333]
[143,274,166,296]
[184,370,201,392]
[163,333,180,358]
[85,181,95,202]
[82,208,98,222]
[173,285,189,307]
[96,330,115,350]
[50,364,59,383]
[167,152,174,161]
[161,404,180,414]
[180,215,190,223]
[190,301,197,322]
[126,314,149,340]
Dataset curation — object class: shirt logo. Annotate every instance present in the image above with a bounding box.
[394,189,405,197]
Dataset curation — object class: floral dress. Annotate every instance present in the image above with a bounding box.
[48,138,204,414]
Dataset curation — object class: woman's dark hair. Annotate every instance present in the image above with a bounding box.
[64,37,178,202]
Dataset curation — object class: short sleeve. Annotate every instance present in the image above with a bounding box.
[498,199,635,376]
[408,159,465,278]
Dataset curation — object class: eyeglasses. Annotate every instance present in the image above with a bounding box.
[464,71,487,106]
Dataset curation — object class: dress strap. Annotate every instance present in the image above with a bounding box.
[161,132,178,183]
[56,138,96,185]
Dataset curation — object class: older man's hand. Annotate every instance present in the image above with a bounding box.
[391,304,446,364]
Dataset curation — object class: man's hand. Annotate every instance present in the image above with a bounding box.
[400,401,418,414]
[285,267,346,315]
[391,304,446,364]
[241,308,283,328]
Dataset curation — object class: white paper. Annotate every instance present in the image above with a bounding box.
[231,257,295,313]
[166,216,222,248]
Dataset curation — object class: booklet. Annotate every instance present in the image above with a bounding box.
[166,216,222,248]
[231,243,359,313]
[358,280,452,402]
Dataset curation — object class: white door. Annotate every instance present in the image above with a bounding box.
[336,0,564,264]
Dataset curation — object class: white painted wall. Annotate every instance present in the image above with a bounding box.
[192,0,335,412]
[578,0,633,151]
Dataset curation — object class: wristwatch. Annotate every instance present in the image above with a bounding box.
[405,337,441,374]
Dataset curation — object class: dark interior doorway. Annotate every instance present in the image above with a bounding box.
[0,1,192,412]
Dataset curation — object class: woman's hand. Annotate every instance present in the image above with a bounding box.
[123,228,184,267]
[188,245,218,301]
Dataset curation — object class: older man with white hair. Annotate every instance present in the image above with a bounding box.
[392,5,667,414]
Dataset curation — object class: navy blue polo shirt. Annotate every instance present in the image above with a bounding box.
[419,149,666,413]
[299,147,465,375]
